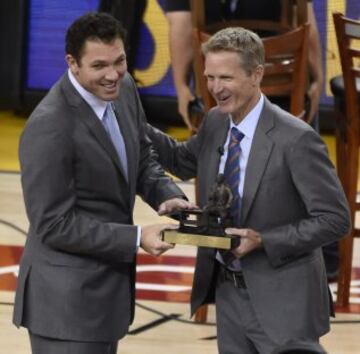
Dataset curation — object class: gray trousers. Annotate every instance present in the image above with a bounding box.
[215,272,322,354]
[29,332,118,354]
[215,273,278,354]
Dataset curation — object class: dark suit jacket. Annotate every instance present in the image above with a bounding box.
[13,72,184,342]
[148,97,350,344]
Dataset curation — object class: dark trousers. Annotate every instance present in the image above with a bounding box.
[29,332,118,354]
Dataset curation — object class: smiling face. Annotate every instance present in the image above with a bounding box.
[66,38,127,101]
[204,50,263,124]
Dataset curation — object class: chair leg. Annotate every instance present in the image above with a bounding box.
[336,232,354,307]
[194,304,208,323]
[336,139,358,307]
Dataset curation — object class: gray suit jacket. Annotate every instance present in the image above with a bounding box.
[13,72,184,342]
[148,97,350,344]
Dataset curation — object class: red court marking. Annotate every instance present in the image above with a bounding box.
[135,253,195,302]
[0,245,23,291]
[1,245,360,312]
[334,268,360,314]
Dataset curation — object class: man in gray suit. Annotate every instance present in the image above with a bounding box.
[13,12,194,354]
[148,27,350,353]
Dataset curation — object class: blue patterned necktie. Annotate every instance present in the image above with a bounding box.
[102,103,128,181]
[223,127,245,222]
[220,127,244,268]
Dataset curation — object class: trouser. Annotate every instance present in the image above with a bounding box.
[29,331,118,354]
[216,267,278,354]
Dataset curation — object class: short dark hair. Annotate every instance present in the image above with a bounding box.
[65,12,126,63]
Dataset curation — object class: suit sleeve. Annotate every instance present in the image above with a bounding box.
[125,76,187,210]
[145,115,212,181]
[20,109,138,264]
[261,129,350,268]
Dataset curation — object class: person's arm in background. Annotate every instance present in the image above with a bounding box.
[306,2,324,124]
[166,10,196,131]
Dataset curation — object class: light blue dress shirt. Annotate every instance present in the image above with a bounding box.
[218,94,265,197]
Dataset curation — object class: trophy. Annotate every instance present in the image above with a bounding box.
[162,174,240,250]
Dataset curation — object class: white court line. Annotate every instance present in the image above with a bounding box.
[136,264,194,292]
[0,265,19,276]
[136,283,191,292]
[332,295,360,304]
[136,265,194,273]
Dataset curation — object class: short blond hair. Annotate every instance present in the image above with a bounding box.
[202,27,264,74]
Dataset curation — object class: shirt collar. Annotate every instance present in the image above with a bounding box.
[230,94,264,139]
[67,69,109,121]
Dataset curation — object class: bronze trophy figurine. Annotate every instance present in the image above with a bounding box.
[162,174,240,250]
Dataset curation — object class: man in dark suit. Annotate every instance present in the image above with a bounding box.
[148,27,350,353]
[13,12,194,354]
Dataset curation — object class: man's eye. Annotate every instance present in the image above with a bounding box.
[115,58,125,66]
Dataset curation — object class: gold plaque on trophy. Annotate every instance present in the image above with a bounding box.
[162,229,238,250]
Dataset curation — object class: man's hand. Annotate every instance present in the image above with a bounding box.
[158,198,198,216]
[141,224,177,256]
[178,85,196,132]
[306,80,322,124]
[225,228,263,258]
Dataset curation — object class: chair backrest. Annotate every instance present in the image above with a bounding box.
[262,24,309,118]
[330,13,360,308]
[189,0,307,30]
[333,12,360,139]
[192,24,310,118]
[203,18,291,37]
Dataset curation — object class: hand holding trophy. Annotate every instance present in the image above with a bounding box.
[162,174,240,250]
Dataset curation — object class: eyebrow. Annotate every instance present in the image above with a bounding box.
[91,54,126,65]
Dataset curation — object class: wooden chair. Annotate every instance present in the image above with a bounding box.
[192,24,310,118]
[332,12,360,307]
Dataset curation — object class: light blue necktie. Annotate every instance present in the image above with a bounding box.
[102,103,128,180]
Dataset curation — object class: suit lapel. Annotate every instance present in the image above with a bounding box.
[241,99,275,223]
[61,74,129,183]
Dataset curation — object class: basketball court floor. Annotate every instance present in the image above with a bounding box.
[1,111,359,353]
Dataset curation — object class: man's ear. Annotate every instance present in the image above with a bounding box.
[253,65,264,86]
[66,54,79,75]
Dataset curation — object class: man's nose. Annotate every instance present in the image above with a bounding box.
[212,80,223,94]
[105,66,121,81]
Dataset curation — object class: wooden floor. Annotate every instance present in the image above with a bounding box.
[1,173,360,354]
[1,111,360,353]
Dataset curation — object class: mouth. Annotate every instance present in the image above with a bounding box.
[216,94,231,105]
[101,82,118,91]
